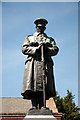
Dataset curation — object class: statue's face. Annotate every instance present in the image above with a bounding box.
[36,26,46,33]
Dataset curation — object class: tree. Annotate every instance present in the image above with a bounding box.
[54,90,79,120]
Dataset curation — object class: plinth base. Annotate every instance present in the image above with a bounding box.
[23,115,57,120]
[27,108,52,115]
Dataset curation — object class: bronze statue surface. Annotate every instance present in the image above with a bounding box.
[21,18,59,114]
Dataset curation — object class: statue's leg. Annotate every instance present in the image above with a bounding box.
[31,94,37,109]
[38,92,44,109]
[31,92,44,109]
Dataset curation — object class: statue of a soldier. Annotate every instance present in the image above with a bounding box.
[21,18,59,114]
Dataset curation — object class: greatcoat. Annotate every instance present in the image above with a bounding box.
[21,32,59,100]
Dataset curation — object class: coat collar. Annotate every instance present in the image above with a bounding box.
[33,32,47,37]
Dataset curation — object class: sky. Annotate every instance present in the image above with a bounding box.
[0,0,79,2]
[1,2,78,106]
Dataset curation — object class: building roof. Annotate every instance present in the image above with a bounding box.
[0,97,58,115]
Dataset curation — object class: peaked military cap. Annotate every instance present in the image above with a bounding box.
[34,18,48,27]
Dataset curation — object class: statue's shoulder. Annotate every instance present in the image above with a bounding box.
[27,34,33,39]
[49,37,56,45]
[33,32,38,37]
[24,35,32,40]
[24,34,33,41]
[23,35,32,43]
[27,34,36,43]
[46,35,55,43]
[48,36,54,41]
[49,36,55,41]
[27,34,33,37]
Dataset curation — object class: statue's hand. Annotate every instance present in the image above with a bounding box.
[36,44,41,49]
[45,42,52,47]
[30,42,39,47]
[39,42,45,46]
[32,44,41,54]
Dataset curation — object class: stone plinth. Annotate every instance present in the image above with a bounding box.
[24,115,57,120]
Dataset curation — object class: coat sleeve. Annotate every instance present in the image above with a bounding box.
[46,38,59,56]
[22,37,39,55]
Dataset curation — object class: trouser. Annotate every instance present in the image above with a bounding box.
[31,92,44,109]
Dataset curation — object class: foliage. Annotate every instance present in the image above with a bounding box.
[54,90,79,120]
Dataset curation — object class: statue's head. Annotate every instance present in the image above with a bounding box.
[34,18,48,33]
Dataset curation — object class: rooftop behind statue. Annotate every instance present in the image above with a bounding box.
[21,18,59,115]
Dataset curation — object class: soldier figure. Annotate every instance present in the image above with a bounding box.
[21,18,59,113]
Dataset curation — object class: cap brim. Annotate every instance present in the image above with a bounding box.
[36,24,44,27]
